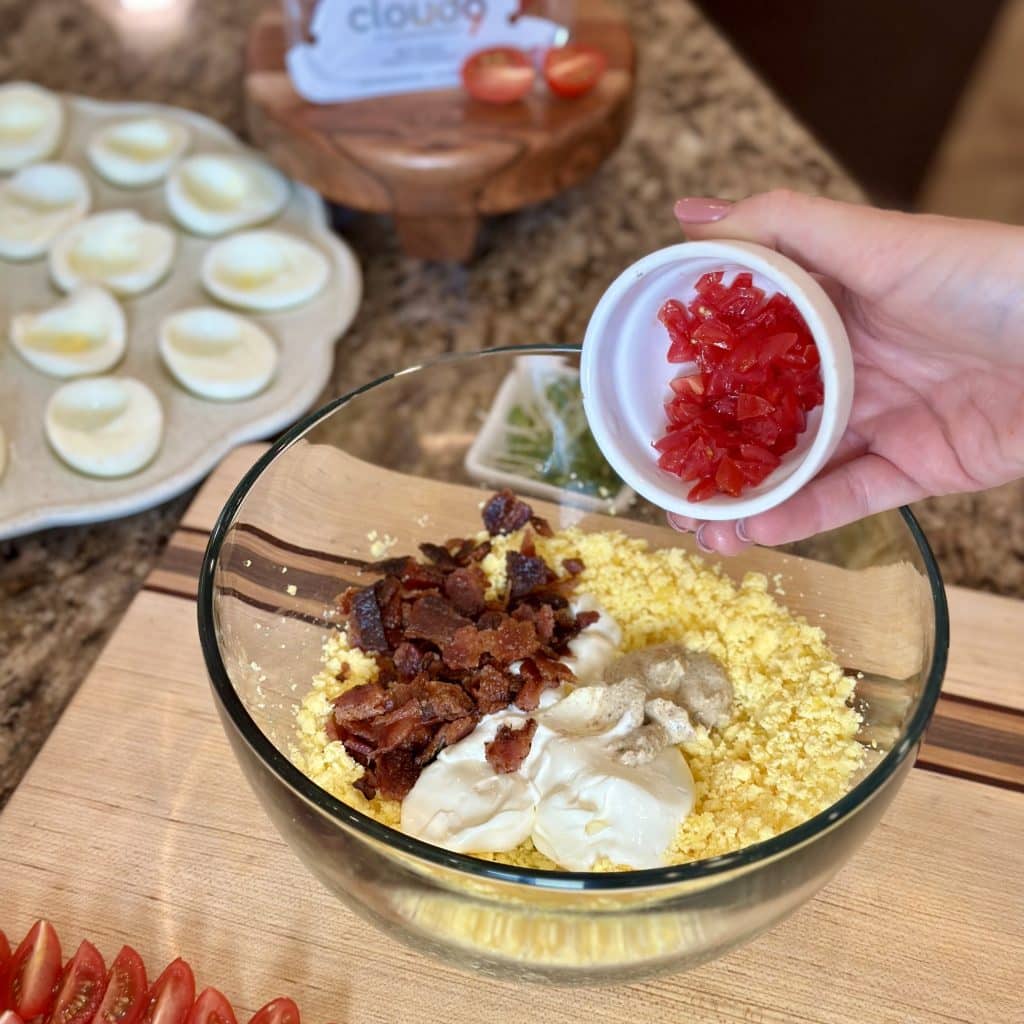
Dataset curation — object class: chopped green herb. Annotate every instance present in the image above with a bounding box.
[493,372,621,498]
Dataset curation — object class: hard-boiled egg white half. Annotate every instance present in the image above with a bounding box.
[50,210,176,297]
[87,116,190,188]
[200,230,329,311]
[166,154,289,236]
[0,82,64,173]
[10,286,126,379]
[45,377,163,478]
[0,163,91,261]
[159,307,278,401]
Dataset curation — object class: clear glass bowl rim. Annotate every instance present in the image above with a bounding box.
[197,345,950,892]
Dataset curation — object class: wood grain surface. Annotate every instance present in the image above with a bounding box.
[2,444,1022,1024]
[243,2,636,259]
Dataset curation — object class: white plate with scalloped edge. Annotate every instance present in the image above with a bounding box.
[0,92,361,541]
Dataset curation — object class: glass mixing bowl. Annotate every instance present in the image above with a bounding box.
[198,347,947,985]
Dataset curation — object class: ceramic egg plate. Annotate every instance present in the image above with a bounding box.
[0,94,361,541]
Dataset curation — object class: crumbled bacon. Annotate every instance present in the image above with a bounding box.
[443,566,487,617]
[332,682,391,721]
[419,542,458,570]
[418,716,478,763]
[331,491,599,796]
[466,664,516,714]
[482,489,533,536]
[393,642,422,680]
[506,550,555,601]
[348,588,387,652]
[530,515,554,538]
[469,540,491,562]
[485,719,538,774]
[405,595,473,646]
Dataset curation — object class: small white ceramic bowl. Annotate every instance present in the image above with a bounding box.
[580,240,854,521]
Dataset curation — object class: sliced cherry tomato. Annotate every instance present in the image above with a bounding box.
[542,43,607,99]
[49,941,105,1024]
[247,998,299,1024]
[139,960,194,1024]
[94,947,147,1024]
[185,990,236,1024]
[461,47,534,104]
[5,922,62,1019]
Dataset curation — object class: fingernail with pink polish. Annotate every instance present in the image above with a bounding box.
[735,519,751,544]
[674,197,733,224]
[667,513,691,532]
[695,523,713,553]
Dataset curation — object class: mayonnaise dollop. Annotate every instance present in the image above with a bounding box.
[400,602,696,870]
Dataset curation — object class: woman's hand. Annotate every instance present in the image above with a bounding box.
[667,191,1024,555]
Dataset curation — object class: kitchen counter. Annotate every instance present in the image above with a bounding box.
[1,0,1020,807]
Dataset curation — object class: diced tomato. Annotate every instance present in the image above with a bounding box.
[669,373,704,397]
[714,456,745,497]
[687,477,719,502]
[653,268,822,500]
[184,990,236,1024]
[49,941,105,1024]
[461,47,534,104]
[656,446,688,474]
[659,299,696,363]
[738,443,781,468]
[680,438,719,481]
[733,459,774,487]
[139,960,194,1024]
[736,393,775,420]
[247,1000,299,1024]
[695,271,723,294]
[710,396,737,419]
[653,427,697,453]
[0,1011,26,1024]
[94,947,147,1024]
[691,319,733,349]
[757,331,798,363]
[5,922,62,1020]
[542,44,607,99]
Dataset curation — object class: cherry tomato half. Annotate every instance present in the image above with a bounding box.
[49,941,106,1024]
[5,921,63,1019]
[185,989,236,1024]
[94,947,148,1024]
[542,44,607,99]
[461,47,534,104]
[139,960,194,1024]
[248,998,299,1024]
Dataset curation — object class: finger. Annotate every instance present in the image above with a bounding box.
[667,513,702,533]
[696,521,751,556]
[740,453,925,546]
[673,191,911,295]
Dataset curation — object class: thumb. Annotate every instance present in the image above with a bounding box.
[674,191,907,295]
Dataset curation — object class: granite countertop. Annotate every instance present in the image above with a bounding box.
[1,0,1021,808]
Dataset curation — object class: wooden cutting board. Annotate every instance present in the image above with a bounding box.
[2,444,1023,1024]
